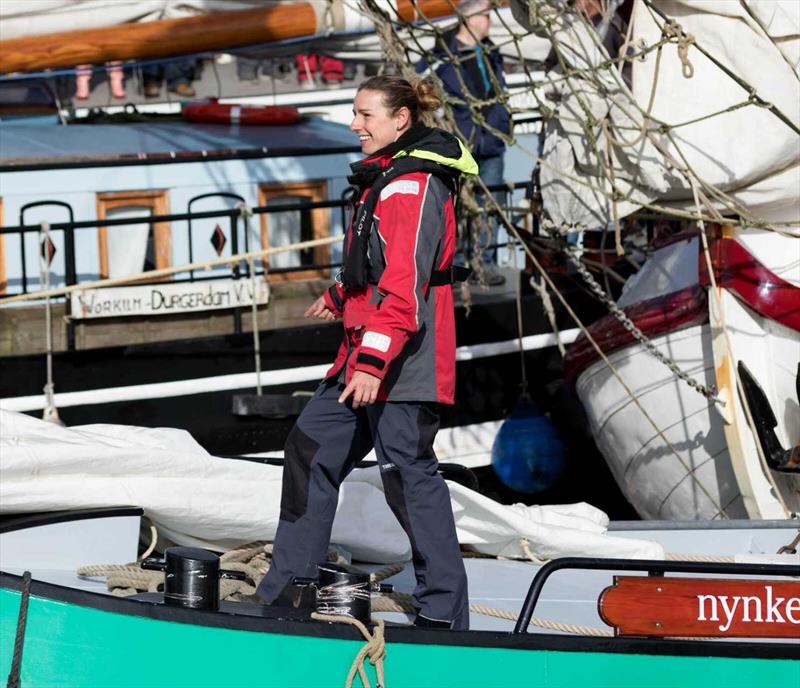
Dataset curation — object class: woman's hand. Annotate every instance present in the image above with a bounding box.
[339,371,381,408]
[304,295,338,321]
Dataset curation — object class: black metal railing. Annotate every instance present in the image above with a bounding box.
[0,181,534,297]
[513,557,800,634]
[0,197,352,295]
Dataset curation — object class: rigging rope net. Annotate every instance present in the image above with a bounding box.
[354,0,798,234]
[352,0,799,517]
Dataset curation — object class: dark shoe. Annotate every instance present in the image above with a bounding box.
[414,614,452,629]
[170,82,196,98]
[271,580,317,610]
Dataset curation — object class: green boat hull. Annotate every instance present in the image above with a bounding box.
[1,583,797,688]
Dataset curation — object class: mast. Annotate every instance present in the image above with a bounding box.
[0,1,456,75]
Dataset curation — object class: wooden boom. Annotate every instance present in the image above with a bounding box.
[0,0,456,74]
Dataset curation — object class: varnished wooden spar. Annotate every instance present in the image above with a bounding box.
[0,0,457,75]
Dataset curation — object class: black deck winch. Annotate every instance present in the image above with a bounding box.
[141,546,246,611]
[292,563,393,625]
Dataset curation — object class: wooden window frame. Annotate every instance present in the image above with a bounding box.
[258,180,329,282]
[96,190,171,280]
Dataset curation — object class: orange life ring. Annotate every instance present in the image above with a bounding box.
[182,98,301,126]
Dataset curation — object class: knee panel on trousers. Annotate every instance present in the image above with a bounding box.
[280,425,320,523]
[415,403,440,459]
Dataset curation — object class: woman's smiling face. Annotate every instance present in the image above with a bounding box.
[350,89,410,155]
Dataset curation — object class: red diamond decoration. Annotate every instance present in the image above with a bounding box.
[41,235,56,267]
[210,224,226,256]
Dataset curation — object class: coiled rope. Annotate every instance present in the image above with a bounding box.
[371,589,614,638]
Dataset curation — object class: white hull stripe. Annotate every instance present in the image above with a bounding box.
[0,328,579,412]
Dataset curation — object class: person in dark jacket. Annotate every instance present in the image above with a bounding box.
[417,0,510,285]
[255,75,478,630]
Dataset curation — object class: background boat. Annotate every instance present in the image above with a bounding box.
[565,229,799,520]
[430,0,800,521]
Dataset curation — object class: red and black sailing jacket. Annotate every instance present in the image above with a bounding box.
[322,125,477,404]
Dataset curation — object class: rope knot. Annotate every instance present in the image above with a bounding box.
[663,19,695,79]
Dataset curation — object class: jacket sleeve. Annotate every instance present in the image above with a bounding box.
[322,282,344,317]
[353,172,444,379]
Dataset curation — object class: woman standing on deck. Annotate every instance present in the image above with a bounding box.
[256,75,477,630]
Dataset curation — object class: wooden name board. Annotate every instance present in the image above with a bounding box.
[599,576,800,638]
[70,278,269,319]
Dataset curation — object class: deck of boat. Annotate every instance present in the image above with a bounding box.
[1,508,797,636]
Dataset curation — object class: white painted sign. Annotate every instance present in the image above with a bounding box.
[70,278,270,319]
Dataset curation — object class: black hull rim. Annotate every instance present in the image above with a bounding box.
[1,571,797,660]
[0,506,144,534]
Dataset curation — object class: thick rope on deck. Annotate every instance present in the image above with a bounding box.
[76,564,164,596]
[78,541,359,599]
[665,552,735,563]
[310,614,386,688]
[372,589,613,637]
[369,563,405,583]
[82,541,741,638]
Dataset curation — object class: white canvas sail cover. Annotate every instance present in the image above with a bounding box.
[511,0,800,227]
[0,410,663,562]
[0,1,272,39]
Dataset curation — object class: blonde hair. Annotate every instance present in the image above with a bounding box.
[357,75,440,125]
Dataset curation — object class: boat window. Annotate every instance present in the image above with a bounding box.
[258,181,329,281]
[96,191,171,279]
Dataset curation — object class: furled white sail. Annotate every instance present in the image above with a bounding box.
[511,0,800,227]
[0,1,267,40]
[0,410,663,561]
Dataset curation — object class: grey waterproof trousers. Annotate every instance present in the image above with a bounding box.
[256,380,469,629]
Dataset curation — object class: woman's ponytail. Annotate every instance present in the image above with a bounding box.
[357,74,441,125]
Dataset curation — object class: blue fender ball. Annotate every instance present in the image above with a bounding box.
[491,398,567,494]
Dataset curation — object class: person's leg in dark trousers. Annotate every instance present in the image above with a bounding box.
[256,380,373,602]
[164,60,196,90]
[367,401,469,630]
[141,64,164,98]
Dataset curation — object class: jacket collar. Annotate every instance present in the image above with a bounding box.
[350,123,433,175]
[348,124,477,190]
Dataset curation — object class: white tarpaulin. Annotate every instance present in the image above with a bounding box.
[0,410,663,562]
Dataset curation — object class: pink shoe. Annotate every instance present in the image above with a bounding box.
[108,62,126,99]
[75,65,91,100]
